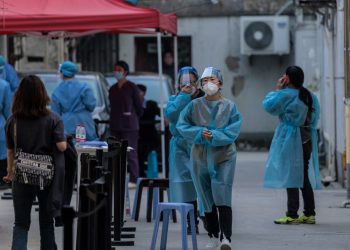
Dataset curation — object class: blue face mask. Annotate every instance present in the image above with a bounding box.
[114,71,124,81]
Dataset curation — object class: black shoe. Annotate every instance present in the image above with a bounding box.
[55,216,63,227]
[200,216,208,233]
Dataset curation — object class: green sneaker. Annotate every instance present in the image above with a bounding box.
[297,215,316,224]
[274,216,299,225]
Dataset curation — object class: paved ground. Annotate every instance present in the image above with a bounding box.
[1,152,350,250]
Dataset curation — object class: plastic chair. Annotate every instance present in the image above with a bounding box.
[150,202,197,250]
[132,178,176,222]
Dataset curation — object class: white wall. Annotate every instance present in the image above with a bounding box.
[119,16,296,135]
[295,22,322,97]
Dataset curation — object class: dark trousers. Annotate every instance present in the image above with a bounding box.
[186,200,199,226]
[0,159,7,182]
[110,130,139,183]
[205,204,232,241]
[286,141,315,218]
[12,182,57,250]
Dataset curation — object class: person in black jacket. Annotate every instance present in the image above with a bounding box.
[3,75,66,250]
[137,84,160,177]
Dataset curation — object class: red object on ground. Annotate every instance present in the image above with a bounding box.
[0,0,177,35]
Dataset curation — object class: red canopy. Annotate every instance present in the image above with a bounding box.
[0,0,177,35]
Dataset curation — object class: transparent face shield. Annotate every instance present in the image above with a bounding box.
[176,70,198,93]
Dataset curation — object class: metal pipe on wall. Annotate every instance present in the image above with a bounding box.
[173,35,178,86]
[44,36,49,69]
[324,10,337,181]
[335,0,345,184]
[343,0,350,207]
[157,32,166,178]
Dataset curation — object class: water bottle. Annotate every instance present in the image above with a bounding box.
[75,124,82,143]
[80,124,86,143]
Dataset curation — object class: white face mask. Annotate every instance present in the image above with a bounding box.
[203,82,219,96]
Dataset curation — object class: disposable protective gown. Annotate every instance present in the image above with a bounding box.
[165,92,197,202]
[3,64,19,93]
[51,79,97,141]
[177,97,242,212]
[0,79,11,159]
[263,88,321,189]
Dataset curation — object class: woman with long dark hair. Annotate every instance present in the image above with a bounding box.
[3,75,66,250]
[263,66,321,224]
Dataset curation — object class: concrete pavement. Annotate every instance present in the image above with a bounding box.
[1,152,349,250]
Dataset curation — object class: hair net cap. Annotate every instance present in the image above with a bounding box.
[60,61,78,77]
[199,67,223,85]
[177,66,199,86]
[0,56,5,73]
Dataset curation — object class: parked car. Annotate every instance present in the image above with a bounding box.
[18,71,110,139]
[105,72,174,107]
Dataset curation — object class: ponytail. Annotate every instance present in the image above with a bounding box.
[298,86,313,113]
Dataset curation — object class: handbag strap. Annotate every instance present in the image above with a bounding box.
[14,119,17,156]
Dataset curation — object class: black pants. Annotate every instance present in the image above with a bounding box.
[205,204,232,241]
[0,159,7,184]
[286,141,315,218]
[186,200,199,226]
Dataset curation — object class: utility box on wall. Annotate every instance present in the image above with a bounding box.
[240,15,290,55]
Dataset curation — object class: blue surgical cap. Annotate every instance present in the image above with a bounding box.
[60,61,78,78]
[0,56,5,74]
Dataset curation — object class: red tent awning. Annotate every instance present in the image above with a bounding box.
[0,0,177,35]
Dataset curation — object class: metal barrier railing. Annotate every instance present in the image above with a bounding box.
[62,137,135,250]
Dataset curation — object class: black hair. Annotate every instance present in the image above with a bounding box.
[137,84,147,93]
[285,66,313,113]
[115,60,129,75]
[12,75,50,119]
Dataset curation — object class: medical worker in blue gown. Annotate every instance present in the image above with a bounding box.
[263,66,321,225]
[177,67,242,250]
[51,61,97,141]
[165,66,205,234]
[0,61,11,189]
[0,55,19,94]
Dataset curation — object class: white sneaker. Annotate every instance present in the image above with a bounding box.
[205,237,219,249]
[220,237,231,250]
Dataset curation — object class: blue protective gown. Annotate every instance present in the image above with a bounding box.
[177,97,242,212]
[51,79,97,141]
[2,64,19,94]
[0,79,11,159]
[165,92,197,203]
[263,88,321,189]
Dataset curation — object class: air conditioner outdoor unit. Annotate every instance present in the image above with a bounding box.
[240,16,290,56]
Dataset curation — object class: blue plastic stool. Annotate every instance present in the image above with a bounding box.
[150,202,197,250]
